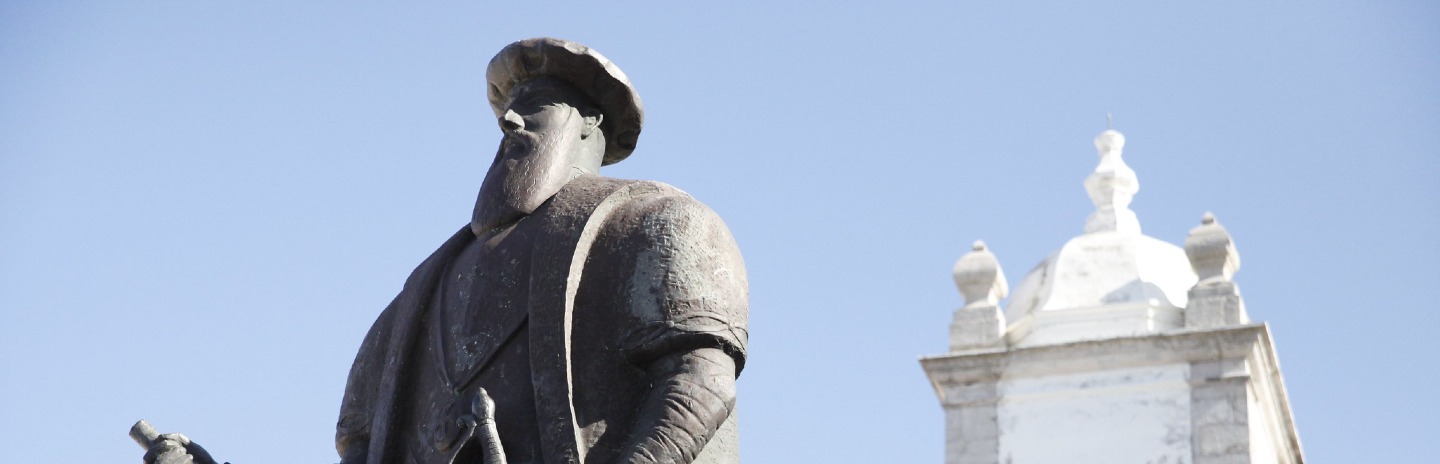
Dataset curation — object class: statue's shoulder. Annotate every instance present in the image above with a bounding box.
[555,176,715,223]
[543,176,739,260]
[592,178,727,232]
[560,175,688,202]
[404,226,475,286]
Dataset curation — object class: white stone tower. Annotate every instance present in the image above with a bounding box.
[921,128,1303,464]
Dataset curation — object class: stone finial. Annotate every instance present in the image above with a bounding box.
[1184,212,1249,327]
[950,240,1008,351]
[1083,129,1142,234]
[1184,212,1241,283]
[952,240,1009,308]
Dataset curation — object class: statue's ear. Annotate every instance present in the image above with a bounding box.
[580,108,604,139]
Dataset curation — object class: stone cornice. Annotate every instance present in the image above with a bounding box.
[923,325,1263,383]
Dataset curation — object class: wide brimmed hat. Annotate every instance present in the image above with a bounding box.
[486,38,644,166]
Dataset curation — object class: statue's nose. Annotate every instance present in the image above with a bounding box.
[501,110,524,132]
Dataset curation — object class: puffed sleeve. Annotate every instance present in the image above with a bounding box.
[609,190,749,375]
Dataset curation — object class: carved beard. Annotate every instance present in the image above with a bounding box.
[470,119,584,236]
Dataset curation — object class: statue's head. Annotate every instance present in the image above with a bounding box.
[472,38,644,235]
[485,38,643,165]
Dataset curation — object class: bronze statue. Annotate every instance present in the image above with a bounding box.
[138,38,749,464]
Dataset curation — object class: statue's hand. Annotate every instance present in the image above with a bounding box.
[142,433,220,464]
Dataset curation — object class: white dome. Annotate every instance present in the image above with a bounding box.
[1003,231,1197,347]
[1000,129,1199,347]
[1006,231,1196,319]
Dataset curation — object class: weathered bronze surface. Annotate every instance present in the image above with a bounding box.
[138,38,748,464]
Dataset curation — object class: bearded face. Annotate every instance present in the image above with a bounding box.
[471,79,603,235]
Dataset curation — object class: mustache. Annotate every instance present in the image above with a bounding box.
[492,132,535,167]
[492,109,579,165]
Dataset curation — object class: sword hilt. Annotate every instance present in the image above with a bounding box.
[130,419,161,449]
[471,388,507,464]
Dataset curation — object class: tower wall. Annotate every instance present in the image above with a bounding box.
[922,325,1302,464]
[997,363,1191,463]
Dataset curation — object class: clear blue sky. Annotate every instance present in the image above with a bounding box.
[2,2,1436,462]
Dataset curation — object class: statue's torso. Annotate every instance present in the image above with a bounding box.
[340,177,749,464]
[399,221,544,464]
